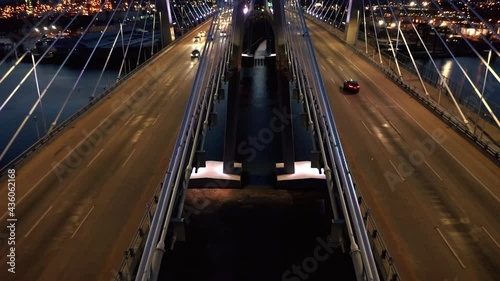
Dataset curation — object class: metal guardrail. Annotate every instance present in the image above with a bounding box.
[0,20,213,179]
[358,185,401,281]
[113,182,163,281]
[123,5,233,280]
[306,15,500,165]
[284,2,387,281]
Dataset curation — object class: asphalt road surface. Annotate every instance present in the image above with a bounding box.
[0,23,210,281]
[307,19,500,281]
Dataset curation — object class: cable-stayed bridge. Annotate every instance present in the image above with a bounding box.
[0,0,499,281]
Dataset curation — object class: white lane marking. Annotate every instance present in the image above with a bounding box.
[153,113,162,126]
[389,121,402,135]
[171,90,178,99]
[361,120,372,135]
[1,47,174,222]
[24,205,53,238]
[148,90,157,100]
[348,57,500,204]
[122,149,136,167]
[71,205,95,239]
[389,160,405,181]
[364,95,375,105]
[343,96,351,104]
[124,114,135,126]
[425,161,443,181]
[338,65,343,71]
[87,149,104,168]
[436,227,466,269]
[482,226,500,249]
[321,65,326,71]
[330,77,335,84]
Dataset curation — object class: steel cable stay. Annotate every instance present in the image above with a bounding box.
[0,0,76,90]
[190,3,203,22]
[0,7,88,163]
[415,0,499,128]
[51,0,127,129]
[446,0,499,57]
[318,0,334,20]
[98,0,146,94]
[134,1,155,68]
[325,0,344,26]
[183,4,196,28]
[116,0,149,81]
[362,0,368,54]
[150,5,157,56]
[92,0,141,98]
[395,0,475,122]
[338,0,349,29]
[366,0,383,63]
[431,0,499,81]
[460,0,500,43]
[30,49,48,135]
[383,0,429,96]
[374,0,403,78]
[326,0,341,23]
[0,0,65,67]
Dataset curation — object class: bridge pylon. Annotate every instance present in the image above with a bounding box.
[345,0,362,45]
[157,0,175,48]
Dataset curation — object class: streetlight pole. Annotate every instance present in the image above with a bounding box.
[34,115,40,140]
[474,49,492,136]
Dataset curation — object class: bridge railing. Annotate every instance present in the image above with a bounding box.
[283,1,398,280]
[122,3,234,280]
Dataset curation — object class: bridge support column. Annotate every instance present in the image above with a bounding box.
[223,69,241,174]
[157,0,175,48]
[272,0,287,71]
[345,0,362,46]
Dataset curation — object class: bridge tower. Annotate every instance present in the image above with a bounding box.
[156,0,175,48]
[345,0,362,45]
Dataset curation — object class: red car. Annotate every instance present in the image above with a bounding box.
[343,80,360,93]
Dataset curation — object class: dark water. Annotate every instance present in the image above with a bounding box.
[0,61,118,169]
[414,56,500,113]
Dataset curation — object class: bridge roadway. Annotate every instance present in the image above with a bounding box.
[0,18,498,281]
[0,22,211,281]
[307,20,500,281]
